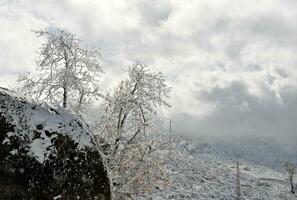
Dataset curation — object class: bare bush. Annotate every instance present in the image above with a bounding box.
[283,161,296,194]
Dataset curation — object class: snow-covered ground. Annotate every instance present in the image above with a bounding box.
[136,135,297,200]
[141,153,296,200]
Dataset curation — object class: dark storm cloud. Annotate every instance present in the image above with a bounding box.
[174,78,297,138]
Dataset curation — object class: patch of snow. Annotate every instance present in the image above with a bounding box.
[2,137,10,144]
[9,149,18,155]
[53,194,61,200]
[0,88,94,164]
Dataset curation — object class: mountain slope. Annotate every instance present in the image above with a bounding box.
[148,155,296,199]
[141,146,296,200]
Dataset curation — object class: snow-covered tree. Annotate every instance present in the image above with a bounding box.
[283,161,296,194]
[17,29,103,113]
[95,63,172,197]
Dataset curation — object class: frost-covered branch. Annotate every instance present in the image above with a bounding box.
[95,63,173,197]
[17,29,104,114]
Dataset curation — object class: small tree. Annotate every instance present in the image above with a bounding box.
[17,29,103,113]
[96,63,172,196]
[283,161,296,194]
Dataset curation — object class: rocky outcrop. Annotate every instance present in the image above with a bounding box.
[0,88,111,200]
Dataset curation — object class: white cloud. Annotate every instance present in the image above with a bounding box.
[1,0,297,137]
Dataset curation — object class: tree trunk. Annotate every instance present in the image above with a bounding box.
[62,37,69,109]
[63,86,67,108]
[290,176,295,194]
[76,90,84,113]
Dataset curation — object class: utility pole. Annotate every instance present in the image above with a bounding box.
[169,119,172,134]
[236,161,241,200]
[168,119,172,142]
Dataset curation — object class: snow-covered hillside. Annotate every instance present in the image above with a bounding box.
[132,134,297,200]
[142,153,296,200]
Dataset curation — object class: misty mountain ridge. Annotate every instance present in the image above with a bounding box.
[185,134,297,170]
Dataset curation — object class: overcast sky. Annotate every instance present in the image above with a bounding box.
[1,0,297,138]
